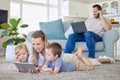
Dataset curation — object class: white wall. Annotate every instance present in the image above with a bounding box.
[0,0,10,9]
[0,0,10,55]
[69,1,88,18]
[62,0,88,21]
[0,0,10,19]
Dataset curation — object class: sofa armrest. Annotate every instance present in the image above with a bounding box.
[102,30,119,57]
[103,30,119,43]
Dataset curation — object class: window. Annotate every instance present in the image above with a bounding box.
[23,0,47,4]
[49,0,58,6]
[10,0,62,34]
[49,7,58,21]
[22,4,47,32]
[102,3,109,15]
[10,1,20,18]
[111,1,118,14]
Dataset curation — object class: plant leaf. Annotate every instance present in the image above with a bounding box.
[10,18,21,29]
[16,18,21,27]
[2,37,26,48]
[14,37,25,45]
[2,38,15,48]
[1,29,12,37]
[2,41,8,48]
[0,23,10,29]
[9,18,17,28]
[20,24,28,28]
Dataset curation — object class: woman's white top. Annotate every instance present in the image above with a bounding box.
[38,53,45,66]
[27,53,33,63]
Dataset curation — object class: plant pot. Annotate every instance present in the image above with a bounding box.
[5,45,16,62]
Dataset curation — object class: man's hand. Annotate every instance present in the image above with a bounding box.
[98,11,103,19]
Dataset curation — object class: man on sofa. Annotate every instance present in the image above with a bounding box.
[64,4,112,58]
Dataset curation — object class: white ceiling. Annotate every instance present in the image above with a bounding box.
[71,0,111,4]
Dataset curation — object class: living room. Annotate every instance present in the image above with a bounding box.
[0,0,120,80]
[0,0,120,59]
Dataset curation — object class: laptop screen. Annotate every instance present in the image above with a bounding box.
[71,21,87,33]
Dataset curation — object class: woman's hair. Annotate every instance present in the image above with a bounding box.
[15,43,28,55]
[31,30,47,66]
[46,42,62,57]
[31,30,46,41]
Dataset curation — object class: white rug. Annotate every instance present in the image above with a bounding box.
[0,57,120,80]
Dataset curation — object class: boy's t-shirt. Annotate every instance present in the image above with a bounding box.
[45,57,75,72]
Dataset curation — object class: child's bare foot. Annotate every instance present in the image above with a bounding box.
[75,46,85,58]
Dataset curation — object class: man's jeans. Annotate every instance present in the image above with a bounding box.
[64,31,102,58]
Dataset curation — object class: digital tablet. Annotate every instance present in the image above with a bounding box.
[14,62,37,73]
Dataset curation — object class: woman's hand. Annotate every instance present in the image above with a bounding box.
[36,66,42,72]
[31,58,35,64]
[28,69,36,74]
[19,68,25,72]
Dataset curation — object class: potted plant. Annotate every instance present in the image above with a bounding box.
[0,18,28,61]
[0,18,28,48]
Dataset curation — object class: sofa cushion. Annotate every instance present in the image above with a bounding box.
[64,26,73,39]
[48,39,67,50]
[40,19,65,40]
[27,31,34,42]
[62,20,74,33]
[74,42,104,52]
[48,39,104,52]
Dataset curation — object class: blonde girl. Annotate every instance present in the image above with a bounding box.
[15,43,32,63]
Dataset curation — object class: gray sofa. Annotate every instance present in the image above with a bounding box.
[27,19,119,58]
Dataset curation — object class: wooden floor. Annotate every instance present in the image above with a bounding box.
[0,50,5,56]
[0,56,6,61]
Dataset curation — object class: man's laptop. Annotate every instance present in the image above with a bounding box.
[71,21,87,33]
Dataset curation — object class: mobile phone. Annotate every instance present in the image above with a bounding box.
[97,13,100,18]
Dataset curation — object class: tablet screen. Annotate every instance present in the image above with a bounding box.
[14,62,37,73]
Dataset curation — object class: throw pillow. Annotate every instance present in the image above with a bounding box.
[62,20,74,32]
[40,19,65,40]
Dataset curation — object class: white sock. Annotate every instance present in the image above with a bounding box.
[89,59,102,66]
